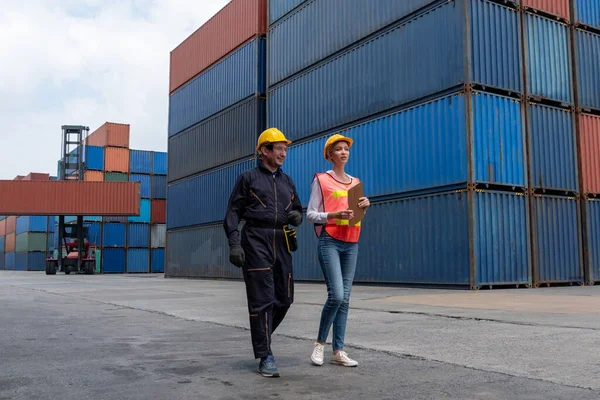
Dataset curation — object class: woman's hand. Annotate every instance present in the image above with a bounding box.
[358,197,370,209]
[328,209,354,220]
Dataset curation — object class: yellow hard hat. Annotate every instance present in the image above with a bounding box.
[324,133,353,160]
[256,128,292,151]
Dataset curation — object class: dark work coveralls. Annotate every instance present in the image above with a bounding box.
[224,162,303,359]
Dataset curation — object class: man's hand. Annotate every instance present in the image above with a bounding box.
[288,210,303,227]
[229,245,245,268]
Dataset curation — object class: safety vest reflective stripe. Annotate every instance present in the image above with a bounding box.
[335,219,361,227]
[332,190,348,199]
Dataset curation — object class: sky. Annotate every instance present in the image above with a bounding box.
[0,0,229,179]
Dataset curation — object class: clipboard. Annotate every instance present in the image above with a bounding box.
[347,182,365,227]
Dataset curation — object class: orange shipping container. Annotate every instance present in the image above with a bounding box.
[522,0,570,22]
[580,113,600,194]
[84,171,104,182]
[151,200,166,223]
[5,233,15,252]
[104,147,130,173]
[86,122,130,148]
[6,216,16,233]
[23,173,50,181]
[0,181,140,216]
[169,0,267,94]
[0,219,5,236]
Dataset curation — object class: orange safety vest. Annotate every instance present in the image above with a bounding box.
[314,172,362,243]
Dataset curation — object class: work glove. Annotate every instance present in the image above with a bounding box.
[288,210,302,227]
[229,245,245,268]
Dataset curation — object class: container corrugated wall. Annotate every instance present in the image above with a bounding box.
[102,248,125,273]
[151,224,166,248]
[151,175,167,199]
[531,195,583,284]
[521,0,570,21]
[524,13,572,104]
[130,174,150,199]
[104,147,130,173]
[585,199,600,282]
[0,237,4,254]
[268,0,306,25]
[15,233,48,252]
[5,234,15,252]
[527,103,578,192]
[166,225,242,278]
[85,222,102,245]
[167,159,256,229]
[151,248,165,273]
[15,252,46,271]
[84,171,103,182]
[129,199,151,223]
[151,200,166,224]
[130,150,152,174]
[87,123,130,148]
[574,29,600,111]
[5,253,15,270]
[127,249,149,273]
[290,220,321,280]
[268,0,437,86]
[103,223,126,247]
[85,146,104,171]
[579,113,600,194]
[104,216,128,223]
[574,0,600,29]
[168,38,266,137]
[16,216,49,234]
[167,97,265,182]
[153,152,167,175]
[0,253,5,270]
[104,172,128,182]
[128,224,150,248]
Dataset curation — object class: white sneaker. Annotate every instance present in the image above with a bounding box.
[310,342,324,366]
[331,351,358,367]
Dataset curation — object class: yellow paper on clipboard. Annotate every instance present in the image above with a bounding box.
[347,182,364,227]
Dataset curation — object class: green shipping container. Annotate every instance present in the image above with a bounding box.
[15,232,49,252]
[104,172,128,182]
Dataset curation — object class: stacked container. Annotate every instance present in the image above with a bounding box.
[166,0,267,278]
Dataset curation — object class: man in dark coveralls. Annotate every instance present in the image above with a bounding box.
[223,127,303,377]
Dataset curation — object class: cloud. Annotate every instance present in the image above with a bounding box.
[0,0,229,179]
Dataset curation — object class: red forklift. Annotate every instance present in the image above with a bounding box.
[46,223,96,275]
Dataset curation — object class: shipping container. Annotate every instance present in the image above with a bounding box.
[5,233,15,252]
[128,223,150,248]
[16,216,49,234]
[573,0,600,29]
[130,150,152,174]
[17,233,48,252]
[102,223,126,247]
[151,175,166,199]
[0,253,4,270]
[521,0,570,21]
[574,29,600,111]
[127,248,149,273]
[151,200,166,224]
[129,199,151,223]
[169,0,267,94]
[6,216,16,233]
[168,96,265,182]
[285,91,525,206]
[84,171,104,182]
[153,152,167,175]
[103,216,128,223]
[104,147,130,173]
[86,122,130,148]
[83,216,102,222]
[151,248,165,273]
[151,224,166,248]
[268,0,438,86]
[167,159,255,229]
[527,103,578,192]
[104,172,129,182]
[84,222,102,246]
[0,181,140,216]
[130,174,150,199]
[579,113,600,194]
[0,237,4,254]
[15,252,46,271]
[269,0,306,25]
[85,146,104,171]
[5,252,15,270]
[268,0,522,142]
[102,248,126,273]
[531,195,583,285]
[23,173,50,181]
[0,219,5,236]
[524,13,573,104]
[166,224,242,278]
[584,198,600,282]
[168,38,267,137]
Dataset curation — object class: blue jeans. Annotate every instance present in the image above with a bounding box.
[316,230,359,351]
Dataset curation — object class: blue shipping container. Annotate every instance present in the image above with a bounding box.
[127,248,149,273]
[104,216,128,223]
[166,224,242,278]
[130,174,151,199]
[130,150,153,174]
[85,145,104,171]
[128,223,150,248]
[168,38,266,137]
[574,29,600,111]
[129,199,151,223]
[531,196,583,284]
[84,222,102,246]
[0,237,4,254]
[16,216,49,234]
[151,248,165,273]
[527,103,578,192]
[0,253,4,270]
[167,159,256,229]
[574,0,600,30]
[102,248,125,273]
[268,0,306,25]
[268,0,522,142]
[168,96,265,182]
[15,252,46,271]
[525,13,573,104]
[5,253,15,270]
[151,175,167,199]
[285,91,525,206]
[585,199,600,282]
[84,216,102,223]
[153,152,167,175]
[268,0,438,86]
[102,223,126,247]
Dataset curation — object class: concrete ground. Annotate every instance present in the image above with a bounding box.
[0,271,599,399]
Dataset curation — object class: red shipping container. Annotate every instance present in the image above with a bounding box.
[6,216,16,234]
[0,181,140,216]
[86,122,130,148]
[23,173,50,181]
[5,233,15,252]
[169,0,267,94]
[522,0,570,22]
[151,200,166,223]
[580,113,600,194]
[14,176,25,181]
[0,219,5,236]
[104,147,130,173]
